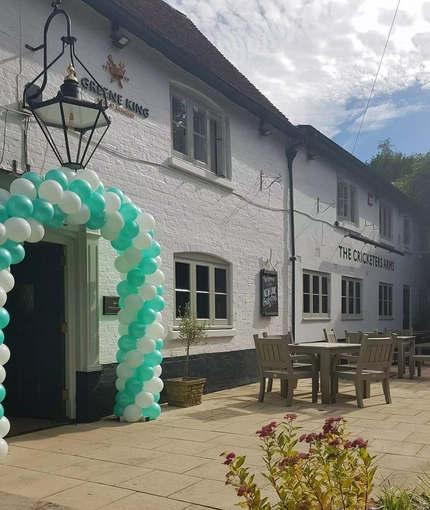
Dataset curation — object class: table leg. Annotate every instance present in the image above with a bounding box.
[363,381,370,398]
[320,350,331,404]
[398,341,405,379]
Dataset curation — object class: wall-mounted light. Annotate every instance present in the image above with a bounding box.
[307,152,318,161]
[259,120,272,137]
[111,22,131,49]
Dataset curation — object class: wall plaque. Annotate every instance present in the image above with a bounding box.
[260,269,279,316]
[103,296,121,315]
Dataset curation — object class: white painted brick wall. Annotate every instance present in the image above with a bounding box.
[0,0,290,364]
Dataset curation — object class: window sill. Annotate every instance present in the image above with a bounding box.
[168,156,235,192]
[167,328,237,340]
[379,317,395,321]
[337,220,359,230]
[341,317,364,321]
[301,317,331,322]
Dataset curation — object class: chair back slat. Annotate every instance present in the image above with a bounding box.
[345,330,361,343]
[323,328,337,343]
[357,335,395,371]
[384,328,413,336]
[254,336,293,372]
[261,332,295,344]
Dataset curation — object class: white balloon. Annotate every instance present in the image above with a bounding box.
[0,345,10,365]
[0,365,5,384]
[118,323,128,336]
[68,204,91,225]
[114,256,133,274]
[118,308,136,325]
[77,168,100,191]
[153,364,162,377]
[104,192,121,213]
[0,287,7,307]
[0,438,8,458]
[100,227,119,241]
[138,283,157,301]
[125,349,144,368]
[123,195,132,204]
[136,213,155,232]
[144,377,164,394]
[124,247,142,265]
[155,312,163,323]
[10,179,37,200]
[146,322,164,340]
[26,218,45,243]
[133,232,152,250]
[137,336,156,354]
[61,167,77,184]
[155,256,162,268]
[38,180,64,204]
[135,391,154,408]
[145,269,165,286]
[0,417,10,438]
[116,362,135,380]
[115,378,126,391]
[0,190,10,206]
[105,212,124,232]
[125,294,143,311]
[123,404,142,422]
[59,191,82,214]
[0,224,6,246]
[5,217,31,242]
[0,271,14,293]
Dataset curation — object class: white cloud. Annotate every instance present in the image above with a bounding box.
[165,0,430,141]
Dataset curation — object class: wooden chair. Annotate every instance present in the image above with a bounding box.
[358,329,380,337]
[344,330,362,343]
[409,340,430,378]
[254,336,318,406]
[323,328,337,343]
[384,328,413,336]
[331,335,395,408]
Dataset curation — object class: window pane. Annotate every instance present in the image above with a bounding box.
[341,279,346,297]
[172,96,188,155]
[356,298,361,315]
[379,285,383,301]
[379,300,383,316]
[215,294,227,319]
[303,294,310,313]
[196,293,210,319]
[193,105,207,163]
[350,187,356,223]
[341,297,347,314]
[348,297,354,314]
[193,105,207,135]
[196,265,209,292]
[384,300,388,317]
[322,295,328,314]
[322,277,328,295]
[313,295,320,314]
[194,134,207,163]
[175,262,190,290]
[303,274,310,293]
[176,291,190,317]
[355,282,361,298]
[210,117,220,175]
[313,275,319,294]
[348,280,354,298]
[215,268,227,293]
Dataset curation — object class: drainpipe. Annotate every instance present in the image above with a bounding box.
[286,141,305,341]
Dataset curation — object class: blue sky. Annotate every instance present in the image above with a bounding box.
[166,0,430,164]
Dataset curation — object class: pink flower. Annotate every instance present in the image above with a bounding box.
[299,433,307,442]
[285,413,298,421]
[237,486,247,497]
[351,438,368,448]
[329,438,340,446]
[344,441,352,449]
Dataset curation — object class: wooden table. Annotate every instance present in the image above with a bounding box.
[395,336,415,379]
[290,343,361,404]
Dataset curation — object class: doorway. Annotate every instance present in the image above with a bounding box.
[4,242,67,434]
[403,285,411,330]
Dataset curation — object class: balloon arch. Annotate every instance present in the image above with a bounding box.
[0,167,165,458]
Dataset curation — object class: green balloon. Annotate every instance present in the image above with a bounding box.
[118,335,137,352]
[119,203,138,222]
[7,194,33,218]
[0,330,5,345]
[0,204,8,223]
[0,404,4,419]
[153,393,160,403]
[114,403,124,417]
[144,296,165,312]
[127,269,145,287]
[107,187,124,203]
[45,206,66,229]
[0,384,5,403]
[45,169,68,190]
[156,285,163,296]
[116,350,126,363]
[143,241,161,258]
[85,192,106,215]
[143,349,163,366]
[117,281,137,298]
[0,248,11,271]
[96,183,105,194]
[32,198,55,223]
[115,390,134,407]
[111,235,132,251]
[128,321,146,339]
[0,308,10,329]
[137,307,156,325]
[86,212,107,230]
[143,402,161,420]
[69,179,92,201]
[148,229,154,237]
[22,171,43,189]
[121,220,139,239]
[138,258,158,275]
[155,339,163,350]
[118,297,126,309]
[125,377,143,395]
[135,363,154,382]
[9,243,25,264]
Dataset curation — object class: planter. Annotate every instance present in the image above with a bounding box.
[164,377,206,407]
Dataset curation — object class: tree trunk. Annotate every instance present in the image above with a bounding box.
[183,343,190,381]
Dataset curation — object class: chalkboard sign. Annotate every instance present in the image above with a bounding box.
[260,269,278,316]
[103,296,120,315]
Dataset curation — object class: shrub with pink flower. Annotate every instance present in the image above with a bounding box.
[221,414,376,509]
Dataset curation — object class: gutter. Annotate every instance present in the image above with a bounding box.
[343,231,404,256]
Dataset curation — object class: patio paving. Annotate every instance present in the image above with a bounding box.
[2,368,430,509]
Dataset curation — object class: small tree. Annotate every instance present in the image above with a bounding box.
[178,302,208,381]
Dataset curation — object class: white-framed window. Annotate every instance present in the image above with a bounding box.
[379,203,393,241]
[403,217,412,251]
[379,282,393,319]
[174,253,231,327]
[303,271,330,318]
[337,180,358,225]
[341,277,362,319]
[421,228,430,254]
[171,89,227,176]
